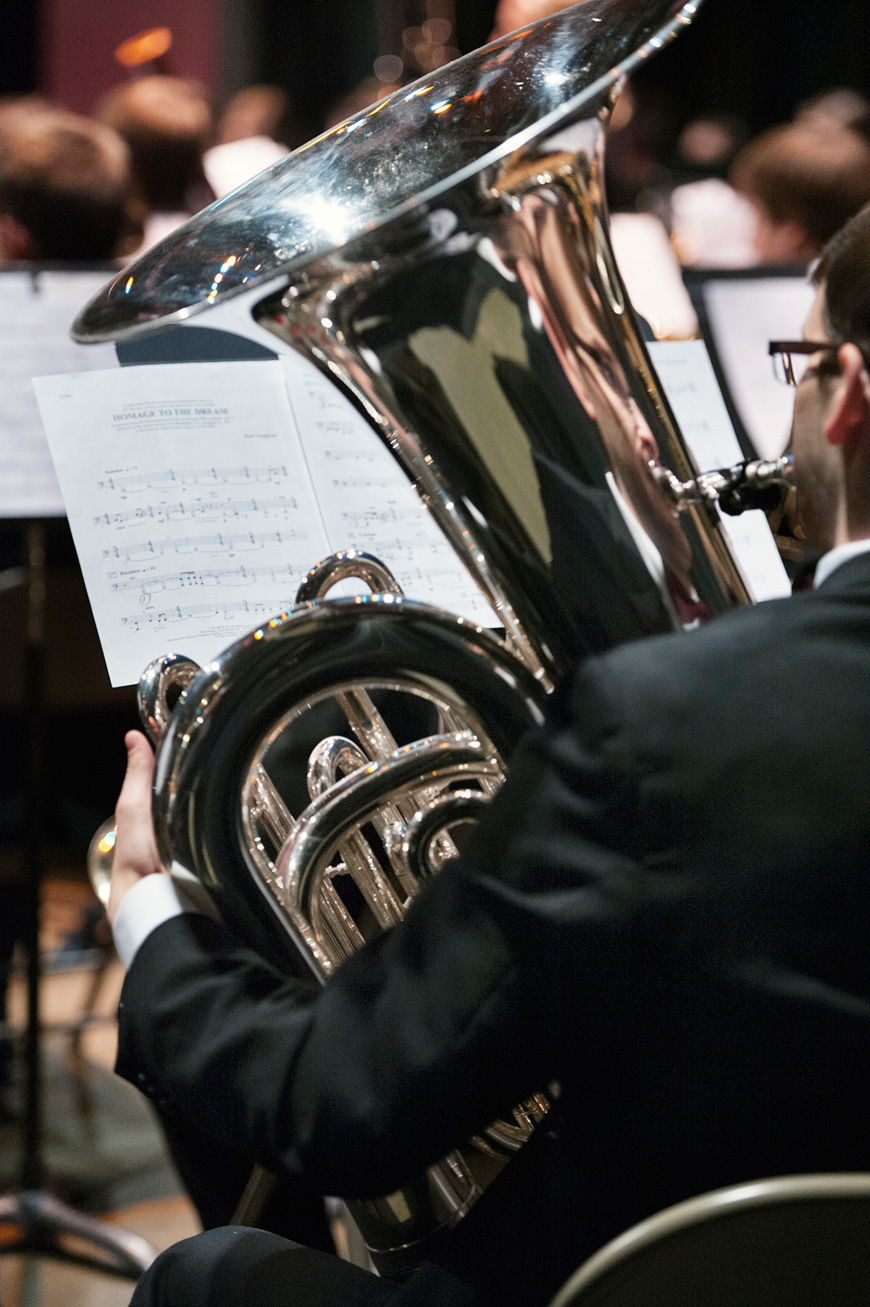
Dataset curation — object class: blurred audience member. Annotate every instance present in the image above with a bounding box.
[0,106,140,261]
[794,88,870,137]
[96,76,215,251]
[204,85,304,199]
[663,113,755,269]
[605,83,674,214]
[674,113,749,182]
[731,121,870,263]
[0,93,52,131]
[670,177,758,268]
[218,84,306,150]
[490,0,574,38]
[0,99,138,1107]
[325,77,401,129]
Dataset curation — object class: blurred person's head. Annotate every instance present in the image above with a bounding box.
[0,94,53,132]
[731,122,870,263]
[676,113,749,179]
[795,88,870,137]
[490,0,575,39]
[0,107,139,261]
[216,84,304,148]
[96,75,214,213]
[325,79,401,129]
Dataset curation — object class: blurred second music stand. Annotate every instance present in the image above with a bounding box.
[0,521,154,1297]
[0,264,155,1297]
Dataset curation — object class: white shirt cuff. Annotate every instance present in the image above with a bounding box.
[112,865,221,970]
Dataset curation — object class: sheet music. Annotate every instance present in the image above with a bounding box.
[648,339,791,602]
[35,362,330,685]
[35,357,499,687]
[701,276,815,460]
[0,270,118,517]
[282,354,500,627]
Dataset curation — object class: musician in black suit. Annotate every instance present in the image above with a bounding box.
[111,207,870,1306]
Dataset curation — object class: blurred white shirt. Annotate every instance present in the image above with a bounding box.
[203,135,289,199]
[670,178,759,269]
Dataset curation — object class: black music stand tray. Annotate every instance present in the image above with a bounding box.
[0,522,154,1286]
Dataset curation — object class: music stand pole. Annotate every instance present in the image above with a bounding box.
[0,519,154,1283]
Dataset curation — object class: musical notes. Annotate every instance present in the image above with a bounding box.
[96,465,288,492]
[284,351,500,629]
[35,360,330,685]
[120,598,281,633]
[111,561,301,595]
[93,498,300,529]
[340,505,421,529]
[35,354,499,687]
[329,476,405,490]
[322,449,377,461]
[101,530,303,561]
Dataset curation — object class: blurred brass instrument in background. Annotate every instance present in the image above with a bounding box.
[78,0,789,1272]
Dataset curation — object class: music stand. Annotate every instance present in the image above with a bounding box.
[0,264,155,1290]
[682,263,813,459]
[0,520,154,1289]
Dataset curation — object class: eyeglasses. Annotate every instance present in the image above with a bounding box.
[768,339,840,386]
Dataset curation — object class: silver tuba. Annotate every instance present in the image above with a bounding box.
[75,0,761,1272]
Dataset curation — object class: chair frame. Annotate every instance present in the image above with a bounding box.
[548,1173,870,1307]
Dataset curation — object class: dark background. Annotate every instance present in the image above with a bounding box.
[4,0,870,135]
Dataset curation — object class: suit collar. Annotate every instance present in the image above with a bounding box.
[814,539,870,589]
[815,545,870,595]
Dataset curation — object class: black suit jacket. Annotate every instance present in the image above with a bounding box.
[116,553,870,1304]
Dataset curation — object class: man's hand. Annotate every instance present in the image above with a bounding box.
[108,729,166,926]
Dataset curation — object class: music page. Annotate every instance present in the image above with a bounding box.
[35,356,499,687]
[34,361,329,686]
[648,339,791,603]
[281,354,499,628]
[0,270,118,518]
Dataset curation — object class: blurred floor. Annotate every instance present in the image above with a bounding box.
[0,877,200,1306]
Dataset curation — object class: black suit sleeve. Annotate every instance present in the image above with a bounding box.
[115,652,712,1200]
[116,864,537,1198]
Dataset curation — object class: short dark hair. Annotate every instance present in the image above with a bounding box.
[0,109,133,260]
[731,123,870,251]
[96,76,213,212]
[813,204,870,359]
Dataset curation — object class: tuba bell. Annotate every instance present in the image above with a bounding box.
[75,0,762,1272]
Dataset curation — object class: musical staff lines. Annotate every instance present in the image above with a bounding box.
[101,529,306,563]
[92,496,300,529]
[120,598,282,633]
[287,356,500,629]
[339,504,423,530]
[35,356,501,687]
[322,448,378,462]
[111,561,300,597]
[97,464,288,492]
[329,476,406,491]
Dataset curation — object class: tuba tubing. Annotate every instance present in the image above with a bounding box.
[153,588,551,1269]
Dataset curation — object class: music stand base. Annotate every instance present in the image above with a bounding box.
[0,1189,154,1279]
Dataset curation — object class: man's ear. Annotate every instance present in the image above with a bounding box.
[826,344,870,447]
